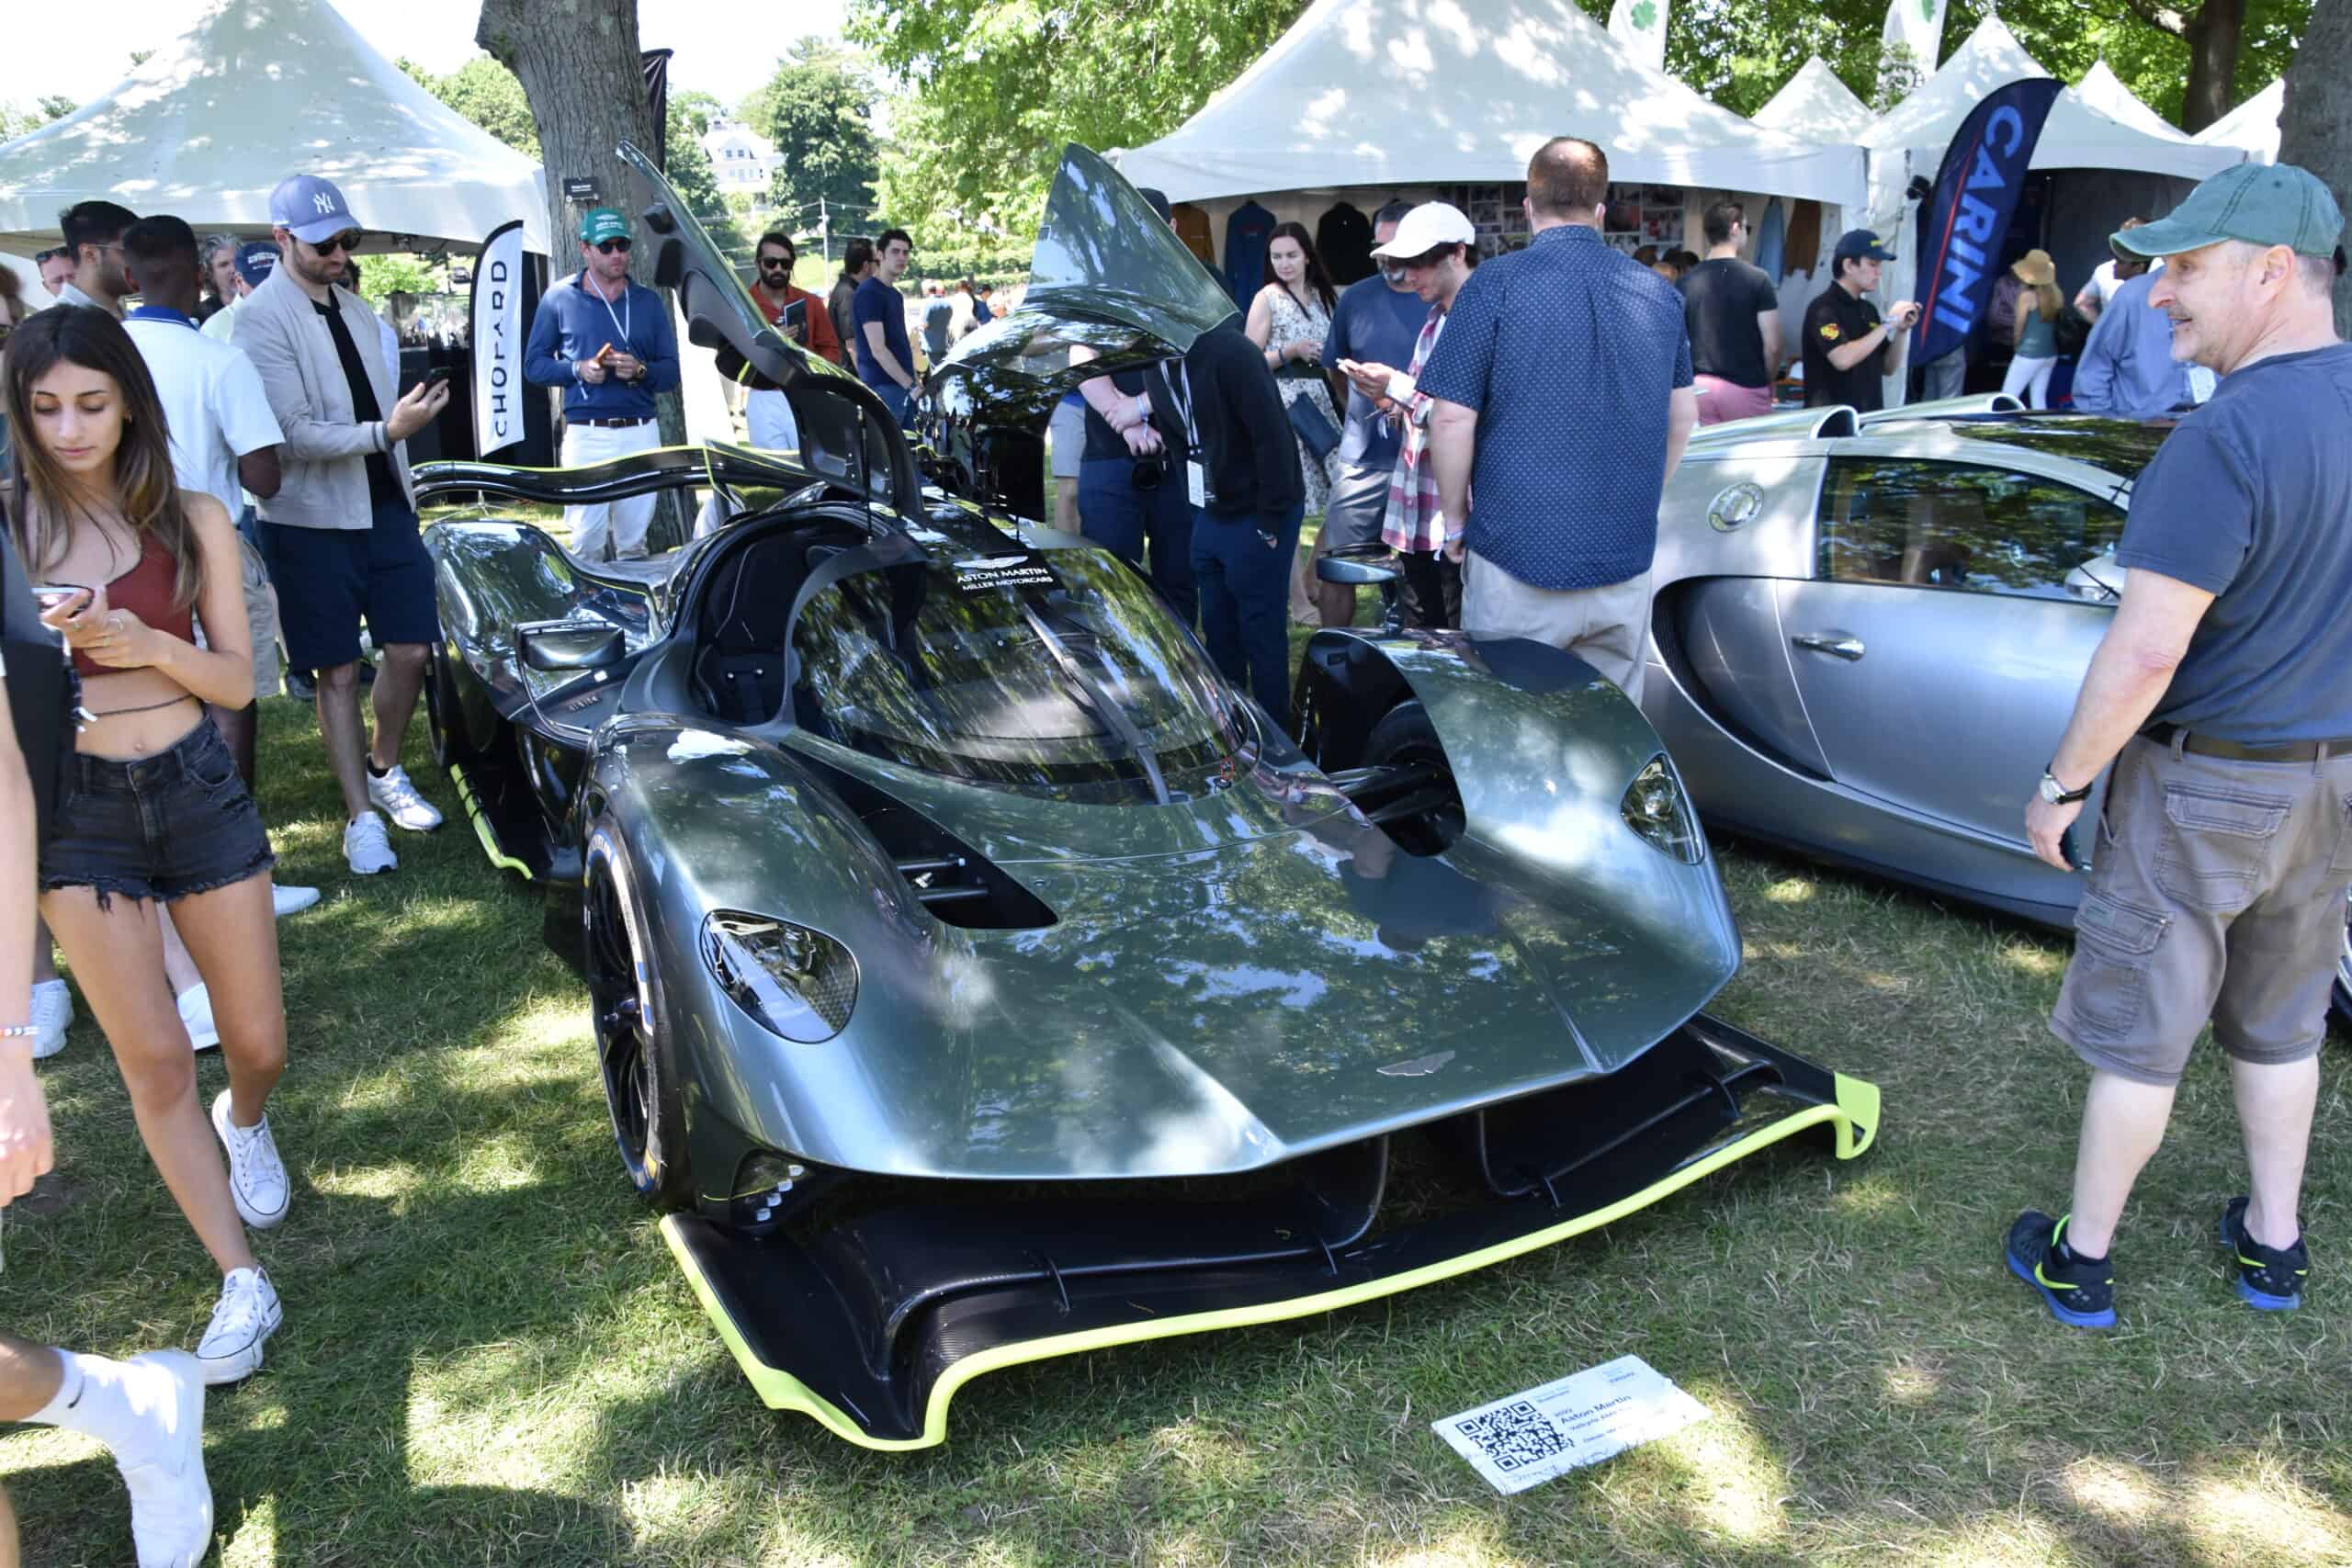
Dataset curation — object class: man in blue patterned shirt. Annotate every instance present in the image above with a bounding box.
[1418,138,1698,703]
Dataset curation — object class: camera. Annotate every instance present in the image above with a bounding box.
[1130,456,1165,491]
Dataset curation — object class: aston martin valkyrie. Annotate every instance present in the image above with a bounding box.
[1645,399,2351,1026]
[414,142,1878,1449]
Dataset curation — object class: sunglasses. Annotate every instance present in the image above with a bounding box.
[757,255,793,270]
[595,238,633,254]
[309,231,363,256]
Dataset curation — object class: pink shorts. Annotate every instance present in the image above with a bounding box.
[1694,376,1774,426]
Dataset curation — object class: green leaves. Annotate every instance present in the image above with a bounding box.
[741,39,883,224]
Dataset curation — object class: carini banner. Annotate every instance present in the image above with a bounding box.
[1910,77,2063,367]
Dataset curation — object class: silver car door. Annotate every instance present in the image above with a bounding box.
[1776,454,2122,890]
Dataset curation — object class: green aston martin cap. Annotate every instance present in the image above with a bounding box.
[2116,164,2343,260]
[579,207,632,244]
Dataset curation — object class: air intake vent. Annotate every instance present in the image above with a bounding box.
[793,752,1057,931]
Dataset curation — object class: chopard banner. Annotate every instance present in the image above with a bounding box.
[1911,76,2063,367]
[469,220,539,460]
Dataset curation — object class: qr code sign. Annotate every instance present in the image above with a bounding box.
[1451,1400,1571,1472]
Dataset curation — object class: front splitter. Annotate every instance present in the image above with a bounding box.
[657,1021,1879,1450]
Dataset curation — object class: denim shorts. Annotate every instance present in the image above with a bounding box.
[38,715,276,908]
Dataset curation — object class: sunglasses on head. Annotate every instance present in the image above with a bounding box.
[595,238,632,254]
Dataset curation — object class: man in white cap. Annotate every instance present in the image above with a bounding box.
[1338,200,1480,629]
[237,173,450,877]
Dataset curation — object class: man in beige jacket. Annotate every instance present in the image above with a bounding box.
[237,175,450,876]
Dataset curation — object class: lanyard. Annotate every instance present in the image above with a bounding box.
[1162,359,1197,446]
[585,273,631,351]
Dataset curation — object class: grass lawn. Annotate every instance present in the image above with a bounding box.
[6,549,2350,1565]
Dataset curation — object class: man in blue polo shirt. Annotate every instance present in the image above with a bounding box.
[852,229,919,423]
[1419,137,1697,703]
[524,207,681,560]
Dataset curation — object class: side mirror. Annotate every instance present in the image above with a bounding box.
[1317,545,1401,587]
[519,620,626,673]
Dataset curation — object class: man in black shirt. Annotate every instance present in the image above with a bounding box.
[1802,230,1920,412]
[1679,200,1782,424]
[1170,322,1305,719]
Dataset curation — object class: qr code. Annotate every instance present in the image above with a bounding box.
[1452,1400,1571,1472]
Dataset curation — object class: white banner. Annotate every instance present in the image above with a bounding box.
[469,220,529,457]
[1881,0,1948,83]
[1607,0,1668,73]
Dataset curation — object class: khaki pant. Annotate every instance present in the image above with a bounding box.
[2053,733,2352,1086]
[1460,549,1652,703]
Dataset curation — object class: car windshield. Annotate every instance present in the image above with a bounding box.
[790,546,1243,800]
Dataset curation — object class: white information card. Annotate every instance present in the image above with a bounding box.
[1431,1353,1710,1495]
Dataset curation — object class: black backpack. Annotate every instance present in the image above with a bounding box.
[1,509,80,847]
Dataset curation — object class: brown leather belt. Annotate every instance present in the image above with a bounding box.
[2142,722,2352,762]
[568,415,652,429]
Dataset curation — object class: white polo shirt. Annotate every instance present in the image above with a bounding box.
[122,308,285,516]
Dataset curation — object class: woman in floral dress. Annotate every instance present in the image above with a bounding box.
[1246,222,1343,623]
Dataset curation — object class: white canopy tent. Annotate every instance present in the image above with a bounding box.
[1752,57,1875,144]
[1859,17,2242,400]
[1114,0,1868,213]
[2194,79,2282,163]
[2073,62,2193,144]
[0,0,548,254]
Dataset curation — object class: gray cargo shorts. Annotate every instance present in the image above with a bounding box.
[2052,732,2352,1086]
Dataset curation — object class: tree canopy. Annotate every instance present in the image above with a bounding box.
[398,54,540,159]
[737,39,884,231]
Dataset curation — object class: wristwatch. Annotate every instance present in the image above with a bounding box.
[2038,766,2093,805]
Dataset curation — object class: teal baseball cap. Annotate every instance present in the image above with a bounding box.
[579,207,632,245]
[2116,164,2344,260]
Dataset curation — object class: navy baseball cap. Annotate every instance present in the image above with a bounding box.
[269,174,358,243]
[233,241,278,288]
[1833,228,1897,264]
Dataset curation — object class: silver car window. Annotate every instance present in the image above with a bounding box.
[1818,459,2126,599]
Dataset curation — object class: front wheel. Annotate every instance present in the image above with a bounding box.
[583,818,695,1211]
[1359,700,1464,857]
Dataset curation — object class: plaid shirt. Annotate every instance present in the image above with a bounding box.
[1381,305,1450,553]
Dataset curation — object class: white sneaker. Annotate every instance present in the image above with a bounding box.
[30,978,73,1060]
[271,883,321,918]
[112,1350,212,1567]
[343,811,398,874]
[176,985,220,1053]
[366,764,444,831]
[210,1089,288,1229]
[193,1267,282,1386]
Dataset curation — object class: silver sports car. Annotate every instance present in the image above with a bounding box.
[1643,400,2351,1025]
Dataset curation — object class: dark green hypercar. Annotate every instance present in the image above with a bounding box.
[415,142,1879,1450]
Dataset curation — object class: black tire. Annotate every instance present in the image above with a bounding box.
[424,636,481,772]
[583,817,695,1211]
[1360,699,1464,857]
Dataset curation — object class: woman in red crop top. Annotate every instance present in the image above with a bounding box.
[6,305,290,1384]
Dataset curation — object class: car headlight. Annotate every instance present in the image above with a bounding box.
[1621,756,1703,863]
[701,912,858,1042]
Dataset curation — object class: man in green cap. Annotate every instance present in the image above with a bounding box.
[523,207,680,559]
[2008,163,2351,1329]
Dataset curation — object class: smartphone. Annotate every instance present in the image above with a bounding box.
[420,366,454,392]
[32,583,93,616]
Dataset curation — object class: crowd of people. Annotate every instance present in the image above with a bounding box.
[2,121,2347,1564]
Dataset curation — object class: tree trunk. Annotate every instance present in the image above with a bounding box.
[477,0,690,547]
[2178,0,2247,135]
[2278,0,2352,337]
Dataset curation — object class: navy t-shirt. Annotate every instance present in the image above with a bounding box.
[1679,257,1780,389]
[2116,342,2352,742]
[1326,276,1430,470]
[851,276,912,389]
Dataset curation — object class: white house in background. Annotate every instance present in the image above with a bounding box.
[700,118,781,193]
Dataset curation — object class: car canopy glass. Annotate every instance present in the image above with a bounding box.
[788,545,1242,800]
[929,144,1239,423]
